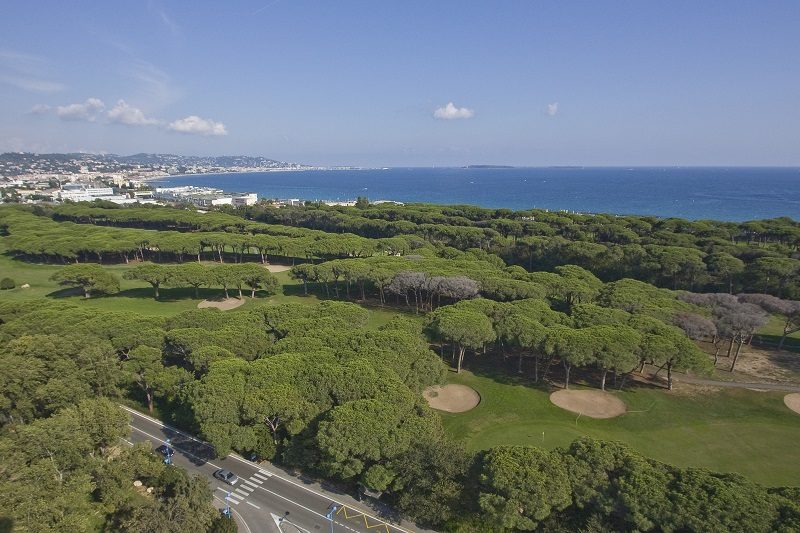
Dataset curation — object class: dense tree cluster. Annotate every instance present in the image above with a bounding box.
[0,299,446,496]
[0,207,413,265]
[1,299,797,531]
[476,438,800,532]
[3,201,800,531]
[428,297,711,389]
[0,393,219,532]
[242,202,800,296]
[5,202,800,297]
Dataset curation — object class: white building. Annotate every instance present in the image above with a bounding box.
[57,186,116,202]
[232,193,258,206]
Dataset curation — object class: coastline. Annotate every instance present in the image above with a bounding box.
[148,167,800,221]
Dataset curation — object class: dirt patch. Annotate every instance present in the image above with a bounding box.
[550,389,627,419]
[265,264,291,273]
[784,393,800,415]
[699,342,800,383]
[423,384,481,413]
[197,297,246,311]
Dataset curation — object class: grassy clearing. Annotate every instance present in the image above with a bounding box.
[754,314,800,352]
[439,369,800,486]
[0,242,403,326]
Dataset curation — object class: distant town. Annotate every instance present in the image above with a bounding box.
[0,151,351,207]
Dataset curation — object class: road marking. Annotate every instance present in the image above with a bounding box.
[245,501,261,510]
[123,406,411,533]
[217,487,243,502]
[271,513,311,533]
[241,479,259,489]
[129,426,223,470]
[253,471,271,480]
[234,488,250,498]
[237,485,254,493]
[255,485,357,533]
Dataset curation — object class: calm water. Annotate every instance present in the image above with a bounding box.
[155,167,800,221]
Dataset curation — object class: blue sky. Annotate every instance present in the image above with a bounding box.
[1,1,798,166]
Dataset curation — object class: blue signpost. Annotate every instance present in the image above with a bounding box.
[325,504,339,533]
[223,491,232,518]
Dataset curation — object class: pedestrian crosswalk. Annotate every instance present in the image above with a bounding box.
[217,470,272,506]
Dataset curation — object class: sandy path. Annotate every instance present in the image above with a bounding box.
[265,264,291,273]
[550,389,627,419]
[424,384,481,413]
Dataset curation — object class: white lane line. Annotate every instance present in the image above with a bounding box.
[241,479,258,489]
[258,469,273,478]
[252,472,270,481]
[234,488,250,498]
[129,426,223,470]
[123,406,410,533]
[254,485,357,533]
[237,485,254,493]
[245,501,261,510]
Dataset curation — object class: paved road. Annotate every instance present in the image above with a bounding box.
[122,406,429,533]
[673,375,800,392]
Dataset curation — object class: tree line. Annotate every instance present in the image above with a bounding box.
[0,207,413,265]
[50,262,280,300]
[242,202,800,296]
[427,296,711,389]
[6,202,800,297]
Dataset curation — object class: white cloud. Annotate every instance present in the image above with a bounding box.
[107,99,160,126]
[29,104,51,114]
[547,102,559,116]
[168,115,228,136]
[433,102,475,120]
[56,98,105,121]
[125,60,182,109]
[1,76,65,93]
[0,49,65,93]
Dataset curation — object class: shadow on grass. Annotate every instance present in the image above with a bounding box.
[452,348,665,394]
[753,333,800,354]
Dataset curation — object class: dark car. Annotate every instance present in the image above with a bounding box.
[214,469,239,485]
[156,444,175,457]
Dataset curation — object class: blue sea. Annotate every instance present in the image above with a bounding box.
[154,167,800,221]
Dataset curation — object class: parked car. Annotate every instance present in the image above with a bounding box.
[214,469,239,485]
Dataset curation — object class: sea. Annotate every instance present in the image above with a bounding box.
[154,167,800,222]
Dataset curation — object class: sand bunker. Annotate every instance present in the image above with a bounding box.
[783,393,800,415]
[265,264,291,273]
[424,384,481,413]
[550,389,627,419]
[197,297,246,311]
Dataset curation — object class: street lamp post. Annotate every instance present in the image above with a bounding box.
[325,504,339,533]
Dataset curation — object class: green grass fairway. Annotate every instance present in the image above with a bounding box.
[440,370,800,487]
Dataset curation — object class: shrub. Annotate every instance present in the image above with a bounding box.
[0,278,14,290]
